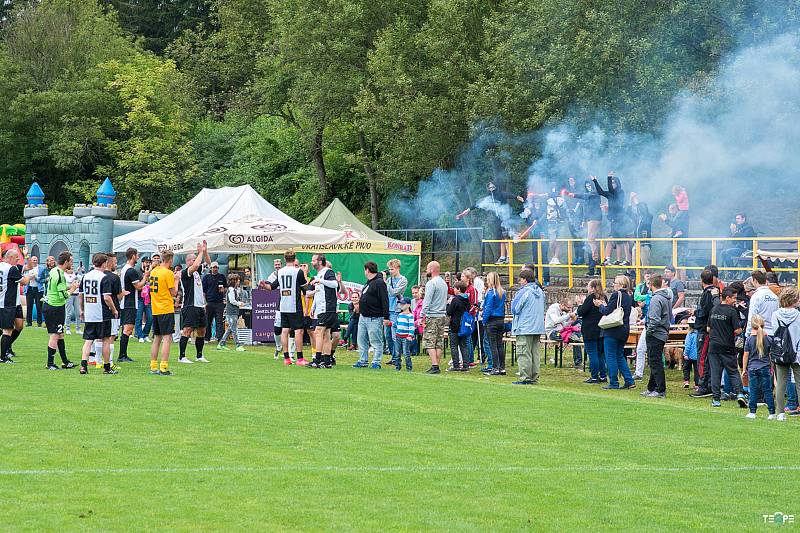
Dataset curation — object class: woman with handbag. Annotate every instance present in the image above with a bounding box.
[595,275,635,390]
[578,279,607,384]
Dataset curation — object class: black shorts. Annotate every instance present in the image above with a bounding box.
[274,325,282,335]
[0,307,16,329]
[181,306,207,329]
[316,312,339,330]
[304,316,314,330]
[152,313,175,336]
[121,307,137,326]
[280,312,304,331]
[15,305,22,319]
[43,303,66,334]
[83,321,112,340]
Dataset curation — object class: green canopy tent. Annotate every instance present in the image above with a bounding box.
[256,198,421,300]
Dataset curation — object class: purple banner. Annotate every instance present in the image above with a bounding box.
[252,289,280,342]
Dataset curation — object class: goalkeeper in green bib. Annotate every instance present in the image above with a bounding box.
[42,251,80,370]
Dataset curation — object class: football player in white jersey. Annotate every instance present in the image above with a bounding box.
[264,250,309,365]
[179,241,211,363]
[0,249,33,364]
[309,254,339,368]
[78,253,118,375]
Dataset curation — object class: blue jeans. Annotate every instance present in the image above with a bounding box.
[748,367,775,414]
[388,310,401,362]
[395,337,413,370]
[788,372,799,410]
[135,303,152,339]
[385,310,398,357]
[410,335,419,356]
[604,336,633,388]
[585,338,606,380]
[482,328,493,368]
[358,316,385,365]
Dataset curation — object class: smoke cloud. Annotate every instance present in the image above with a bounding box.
[393,30,800,238]
[528,31,800,236]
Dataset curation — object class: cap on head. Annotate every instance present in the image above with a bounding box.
[210,261,219,268]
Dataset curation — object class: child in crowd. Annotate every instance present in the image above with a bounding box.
[683,329,698,389]
[743,314,776,419]
[446,281,470,372]
[394,298,415,371]
[341,292,360,351]
[409,285,420,355]
[413,285,425,338]
[218,273,246,351]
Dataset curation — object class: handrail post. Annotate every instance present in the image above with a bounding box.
[635,238,641,283]
[508,239,514,283]
[599,238,606,289]
[480,229,485,273]
[537,240,543,284]
[711,239,717,267]
[753,238,758,271]
[567,238,573,288]
[672,238,678,270]
[454,229,460,274]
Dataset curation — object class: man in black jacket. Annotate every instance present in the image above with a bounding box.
[690,269,721,398]
[202,262,227,342]
[720,213,757,280]
[353,261,390,369]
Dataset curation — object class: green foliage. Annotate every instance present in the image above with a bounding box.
[95,54,198,217]
[0,0,796,229]
[105,0,212,54]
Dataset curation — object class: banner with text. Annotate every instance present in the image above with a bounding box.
[252,289,279,343]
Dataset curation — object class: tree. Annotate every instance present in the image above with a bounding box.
[105,0,212,54]
[95,54,198,217]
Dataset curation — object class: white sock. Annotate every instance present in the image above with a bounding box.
[108,343,114,363]
[94,340,102,357]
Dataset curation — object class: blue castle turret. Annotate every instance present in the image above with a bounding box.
[26,182,45,206]
[24,182,48,218]
[96,177,116,206]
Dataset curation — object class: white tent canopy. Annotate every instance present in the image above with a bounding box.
[158,215,348,254]
[112,185,293,253]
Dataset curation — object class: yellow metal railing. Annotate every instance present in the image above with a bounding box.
[481,237,800,288]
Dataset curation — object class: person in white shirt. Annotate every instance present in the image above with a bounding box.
[545,298,575,340]
[746,270,779,335]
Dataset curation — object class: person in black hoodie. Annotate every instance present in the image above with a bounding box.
[353,261,391,368]
[577,279,607,383]
[446,281,470,371]
[569,178,603,276]
[595,274,635,390]
[690,269,721,398]
[593,173,632,266]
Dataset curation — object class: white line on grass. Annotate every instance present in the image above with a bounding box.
[2,465,799,476]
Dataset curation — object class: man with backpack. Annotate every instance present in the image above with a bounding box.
[446,281,470,372]
[771,287,800,421]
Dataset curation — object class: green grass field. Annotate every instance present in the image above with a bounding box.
[2,327,796,532]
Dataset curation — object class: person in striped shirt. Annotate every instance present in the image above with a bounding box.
[394,298,415,372]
